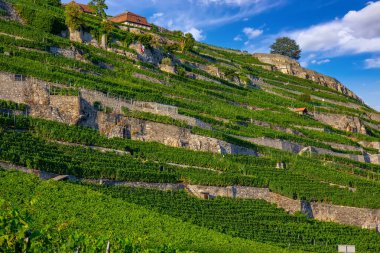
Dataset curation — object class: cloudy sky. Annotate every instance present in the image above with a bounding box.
[64,0,380,110]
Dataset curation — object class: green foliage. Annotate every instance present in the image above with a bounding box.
[0,99,27,111]
[270,37,302,60]
[299,92,312,103]
[93,185,380,253]
[0,170,299,253]
[64,1,83,30]
[88,0,107,19]
[138,34,153,47]
[161,57,172,66]
[0,199,190,252]
[180,33,195,53]
[14,3,65,34]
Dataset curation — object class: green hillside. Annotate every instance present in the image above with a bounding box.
[0,0,380,252]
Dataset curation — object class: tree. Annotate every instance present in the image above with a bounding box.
[179,33,195,53]
[64,2,83,31]
[88,0,108,19]
[99,20,113,48]
[45,0,61,6]
[270,37,301,60]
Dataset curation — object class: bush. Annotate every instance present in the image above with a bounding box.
[161,57,172,66]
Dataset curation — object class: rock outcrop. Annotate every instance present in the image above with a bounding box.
[253,53,363,103]
[129,43,164,66]
[0,0,22,23]
[313,112,367,134]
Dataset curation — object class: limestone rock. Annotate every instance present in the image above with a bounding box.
[253,53,363,103]
[313,112,367,134]
[129,43,164,66]
[159,64,177,75]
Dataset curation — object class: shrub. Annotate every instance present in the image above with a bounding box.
[161,57,172,66]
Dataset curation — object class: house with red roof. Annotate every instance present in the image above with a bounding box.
[109,12,151,30]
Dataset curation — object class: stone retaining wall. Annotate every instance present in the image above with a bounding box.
[2,162,379,230]
[187,184,380,229]
[240,136,379,165]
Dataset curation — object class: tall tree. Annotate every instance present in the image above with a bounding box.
[88,0,108,19]
[64,1,83,31]
[270,37,302,60]
[179,33,195,53]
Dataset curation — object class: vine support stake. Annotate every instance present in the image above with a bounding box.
[106,241,110,253]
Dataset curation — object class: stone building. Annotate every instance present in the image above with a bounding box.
[109,12,151,30]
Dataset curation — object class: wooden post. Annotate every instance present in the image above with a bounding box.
[106,241,110,253]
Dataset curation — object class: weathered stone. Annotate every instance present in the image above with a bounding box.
[0,0,22,23]
[129,43,164,66]
[359,141,380,151]
[0,72,81,125]
[253,53,363,103]
[3,161,380,230]
[237,136,378,164]
[87,115,255,156]
[187,184,380,229]
[159,64,177,75]
[313,112,367,134]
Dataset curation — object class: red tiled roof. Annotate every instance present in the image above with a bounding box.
[294,108,308,112]
[68,1,95,14]
[109,12,151,27]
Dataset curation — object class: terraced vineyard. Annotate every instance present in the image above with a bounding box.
[1,0,380,252]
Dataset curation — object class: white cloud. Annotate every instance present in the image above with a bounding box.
[105,0,283,42]
[234,35,243,41]
[287,2,380,56]
[243,27,263,39]
[364,57,380,69]
[151,12,164,19]
[186,27,205,41]
[311,59,331,65]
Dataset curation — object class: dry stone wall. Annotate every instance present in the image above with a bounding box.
[187,185,380,229]
[0,72,81,124]
[239,136,379,165]
[2,160,379,230]
[86,113,256,156]
[0,72,249,156]
[80,88,211,129]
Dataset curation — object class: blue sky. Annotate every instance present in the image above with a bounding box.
[64,0,380,110]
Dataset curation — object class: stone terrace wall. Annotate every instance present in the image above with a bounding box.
[188,185,380,229]
[240,136,379,165]
[0,72,81,124]
[80,88,211,129]
[2,161,379,230]
[89,113,256,156]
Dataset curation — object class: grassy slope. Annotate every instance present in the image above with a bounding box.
[0,169,305,253]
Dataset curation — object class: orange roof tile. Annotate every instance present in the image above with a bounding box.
[109,12,151,27]
[294,108,308,112]
[67,1,95,14]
